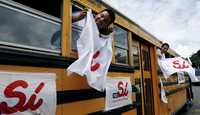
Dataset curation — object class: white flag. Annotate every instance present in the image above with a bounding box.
[67,10,112,91]
[158,57,199,82]
[159,78,168,103]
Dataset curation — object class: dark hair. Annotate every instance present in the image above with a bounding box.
[161,43,169,48]
[102,9,115,24]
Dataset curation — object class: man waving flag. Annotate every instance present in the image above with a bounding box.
[159,57,199,82]
[67,9,115,91]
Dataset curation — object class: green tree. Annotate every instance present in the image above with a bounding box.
[190,50,200,69]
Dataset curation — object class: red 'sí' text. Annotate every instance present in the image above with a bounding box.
[172,60,189,69]
[113,81,128,98]
[91,50,101,72]
[0,80,45,114]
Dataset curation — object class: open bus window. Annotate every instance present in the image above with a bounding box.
[114,26,129,65]
[71,4,84,52]
[0,1,62,54]
[71,3,104,52]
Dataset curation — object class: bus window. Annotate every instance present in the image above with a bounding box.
[0,1,62,54]
[71,4,84,51]
[133,47,140,69]
[132,35,140,69]
[114,26,129,65]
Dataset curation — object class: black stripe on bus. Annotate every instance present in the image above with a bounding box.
[57,85,138,104]
[165,85,189,96]
[57,89,104,104]
[191,82,200,86]
[88,103,136,115]
[161,80,189,86]
[0,48,134,72]
[162,81,177,86]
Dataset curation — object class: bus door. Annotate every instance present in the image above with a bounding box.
[131,38,143,115]
[140,44,154,115]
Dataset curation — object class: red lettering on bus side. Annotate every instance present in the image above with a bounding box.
[124,82,128,96]
[0,80,28,114]
[0,80,45,114]
[20,82,45,111]
[117,81,123,97]
[117,81,128,97]
[21,94,43,111]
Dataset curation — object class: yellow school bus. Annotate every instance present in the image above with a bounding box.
[0,0,193,115]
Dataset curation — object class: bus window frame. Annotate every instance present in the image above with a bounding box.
[2,0,61,22]
[141,45,151,71]
[113,24,130,66]
[132,42,140,70]
[69,2,85,58]
[0,0,62,56]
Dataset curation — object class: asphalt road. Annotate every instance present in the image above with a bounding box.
[179,86,200,115]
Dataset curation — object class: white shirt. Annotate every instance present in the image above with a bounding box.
[156,48,165,60]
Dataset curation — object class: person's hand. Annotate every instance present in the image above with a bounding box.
[72,10,87,23]
[78,10,87,20]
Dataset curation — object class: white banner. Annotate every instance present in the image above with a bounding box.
[0,71,56,115]
[67,10,112,91]
[158,57,199,82]
[105,77,132,111]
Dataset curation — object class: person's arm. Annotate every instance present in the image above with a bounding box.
[72,11,87,23]
[156,48,162,59]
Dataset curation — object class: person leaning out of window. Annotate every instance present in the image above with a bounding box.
[72,8,115,36]
[51,9,115,49]
[156,43,169,60]
[156,43,169,75]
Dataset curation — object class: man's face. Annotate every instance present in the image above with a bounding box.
[161,45,169,53]
[95,11,111,29]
